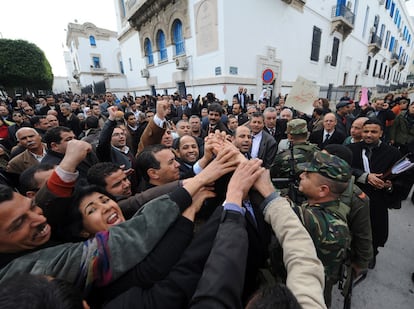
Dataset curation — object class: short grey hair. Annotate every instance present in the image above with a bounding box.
[16,127,39,141]
[60,103,71,110]
[263,107,276,115]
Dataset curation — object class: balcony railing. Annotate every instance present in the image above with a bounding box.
[370,34,382,47]
[159,49,168,61]
[90,67,107,73]
[331,5,355,26]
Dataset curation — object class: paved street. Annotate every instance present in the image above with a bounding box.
[331,188,414,308]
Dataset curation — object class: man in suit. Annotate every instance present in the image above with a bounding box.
[249,112,277,168]
[263,107,287,144]
[202,103,229,137]
[176,98,191,121]
[38,95,61,116]
[347,119,402,268]
[7,128,47,175]
[186,94,200,116]
[231,103,249,126]
[233,86,247,112]
[309,112,346,148]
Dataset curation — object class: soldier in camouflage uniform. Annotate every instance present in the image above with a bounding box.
[323,144,373,276]
[293,151,351,307]
[270,119,319,203]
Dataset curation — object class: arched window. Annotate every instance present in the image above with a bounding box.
[172,19,185,56]
[89,35,96,47]
[157,30,168,61]
[144,38,154,65]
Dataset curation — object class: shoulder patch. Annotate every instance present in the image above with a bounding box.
[358,192,366,200]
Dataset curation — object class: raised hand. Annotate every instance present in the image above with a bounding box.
[60,140,92,173]
[226,159,264,206]
[182,187,216,221]
[156,99,169,120]
[107,105,118,121]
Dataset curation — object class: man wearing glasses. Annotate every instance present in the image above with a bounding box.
[23,106,35,118]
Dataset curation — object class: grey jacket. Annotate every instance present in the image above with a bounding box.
[0,194,181,292]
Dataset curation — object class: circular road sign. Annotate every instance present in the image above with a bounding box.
[262,69,275,84]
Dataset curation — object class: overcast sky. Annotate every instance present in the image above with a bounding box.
[0,0,117,76]
[1,1,414,77]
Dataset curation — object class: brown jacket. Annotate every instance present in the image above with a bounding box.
[6,148,42,174]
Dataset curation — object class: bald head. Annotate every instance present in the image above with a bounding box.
[323,113,337,133]
[350,117,368,142]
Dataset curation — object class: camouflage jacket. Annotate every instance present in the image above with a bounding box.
[270,142,320,181]
[340,176,373,269]
[270,142,319,203]
[292,199,351,282]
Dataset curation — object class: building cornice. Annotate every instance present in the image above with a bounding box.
[128,0,172,31]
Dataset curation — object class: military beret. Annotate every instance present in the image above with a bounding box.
[297,151,351,183]
[286,119,308,135]
[336,100,352,110]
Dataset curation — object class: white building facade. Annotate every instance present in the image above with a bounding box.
[65,22,125,94]
[110,0,414,102]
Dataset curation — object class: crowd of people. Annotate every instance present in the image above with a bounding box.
[0,86,413,309]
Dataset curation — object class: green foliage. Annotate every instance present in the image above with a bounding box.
[0,39,53,91]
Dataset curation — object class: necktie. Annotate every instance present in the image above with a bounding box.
[243,200,257,227]
[364,147,372,160]
[362,147,372,173]
[270,128,275,136]
[324,133,330,142]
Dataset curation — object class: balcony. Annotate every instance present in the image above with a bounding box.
[280,0,306,10]
[331,5,355,40]
[399,59,406,71]
[390,53,399,67]
[368,34,382,55]
[90,67,107,74]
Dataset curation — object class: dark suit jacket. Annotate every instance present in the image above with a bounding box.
[264,118,287,145]
[235,113,249,126]
[347,141,402,246]
[61,113,82,138]
[187,100,201,116]
[309,128,346,149]
[256,131,277,168]
[176,157,196,180]
[201,121,230,138]
[233,93,248,111]
[41,149,98,180]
